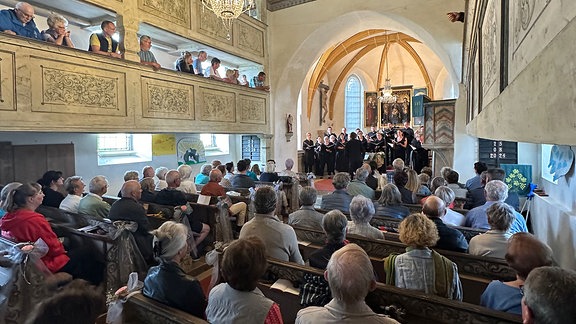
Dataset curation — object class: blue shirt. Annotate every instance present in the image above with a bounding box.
[465,201,528,234]
[195,173,209,185]
[0,209,6,219]
[480,280,522,314]
[465,175,482,190]
[0,9,42,40]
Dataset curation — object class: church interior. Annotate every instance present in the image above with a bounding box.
[0,0,575,322]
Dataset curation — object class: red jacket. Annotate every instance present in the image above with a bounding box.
[0,209,69,272]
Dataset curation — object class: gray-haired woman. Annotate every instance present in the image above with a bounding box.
[142,221,207,318]
[41,13,74,47]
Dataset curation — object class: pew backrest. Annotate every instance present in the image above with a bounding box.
[123,291,208,324]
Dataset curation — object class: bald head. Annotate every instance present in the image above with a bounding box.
[209,169,222,182]
[121,180,141,201]
[422,196,446,218]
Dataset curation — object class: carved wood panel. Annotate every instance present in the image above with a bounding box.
[29,57,127,116]
[239,94,266,124]
[197,1,232,43]
[138,0,191,28]
[141,77,194,120]
[237,20,264,57]
[480,0,500,106]
[199,87,235,122]
[0,50,15,111]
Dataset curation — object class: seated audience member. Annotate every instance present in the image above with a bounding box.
[223,68,238,84]
[288,186,324,231]
[392,158,405,173]
[480,232,554,314]
[434,186,465,226]
[347,195,384,240]
[440,167,453,180]
[175,51,194,73]
[446,170,467,199]
[464,170,488,209]
[209,57,223,81]
[139,177,156,203]
[143,221,207,318]
[156,170,210,247]
[0,2,41,40]
[259,160,279,182]
[0,182,22,218]
[465,180,528,233]
[230,159,255,188]
[364,161,379,190]
[137,35,161,70]
[405,169,422,199]
[176,164,197,194]
[420,166,433,178]
[88,21,121,58]
[250,71,270,91]
[216,165,231,188]
[38,170,65,208]
[417,173,431,196]
[239,186,304,264]
[393,171,414,204]
[422,196,468,253]
[223,162,235,180]
[77,176,111,221]
[154,166,169,191]
[118,170,139,197]
[374,184,410,219]
[142,165,155,179]
[244,158,259,181]
[279,158,298,178]
[521,267,576,323]
[430,176,448,194]
[296,244,399,324]
[320,172,353,213]
[25,279,105,324]
[200,169,248,226]
[489,168,521,211]
[384,213,462,300]
[211,159,222,168]
[207,237,282,323]
[465,161,488,190]
[41,13,74,47]
[308,210,348,269]
[195,164,212,185]
[59,176,85,213]
[347,167,375,199]
[108,180,153,262]
[0,183,104,284]
[469,202,514,258]
[192,50,207,75]
[250,163,261,178]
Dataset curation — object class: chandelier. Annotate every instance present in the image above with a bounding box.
[202,0,254,40]
[378,35,397,104]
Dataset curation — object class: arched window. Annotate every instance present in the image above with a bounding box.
[345,75,363,130]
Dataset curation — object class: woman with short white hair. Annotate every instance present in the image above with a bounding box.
[41,13,75,47]
[347,195,384,240]
[176,164,197,194]
[143,221,206,318]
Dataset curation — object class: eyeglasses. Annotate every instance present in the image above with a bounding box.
[16,8,35,19]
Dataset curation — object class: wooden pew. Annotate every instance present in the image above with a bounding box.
[293,225,515,281]
[123,291,208,324]
[261,258,522,324]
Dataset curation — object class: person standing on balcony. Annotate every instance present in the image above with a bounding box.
[88,20,121,58]
[250,71,270,91]
[138,35,161,70]
[192,50,207,75]
[209,57,223,81]
[0,2,42,40]
[41,13,74,48]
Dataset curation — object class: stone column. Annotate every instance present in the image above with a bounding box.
[116,9,140,63]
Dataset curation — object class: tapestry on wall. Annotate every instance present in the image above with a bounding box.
[547,145,574,181]
[501,164,532,195]
[152,134,176,156]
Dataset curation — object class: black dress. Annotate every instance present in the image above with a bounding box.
[325,141,335,175]
[303,139,315,173]
[393,136,407,162]
[334,140,348,172]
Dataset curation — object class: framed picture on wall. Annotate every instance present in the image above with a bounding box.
[364,91,379,128]
[380,85,413,126]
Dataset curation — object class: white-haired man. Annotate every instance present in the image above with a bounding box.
[464,180,527,233]
[296,244,399,323]
[0,2,42,40]
[77,175,111,221]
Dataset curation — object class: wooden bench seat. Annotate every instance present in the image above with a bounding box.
[123,291,208,324]
[261,258,522,324]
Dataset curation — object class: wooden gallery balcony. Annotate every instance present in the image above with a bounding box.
[0,35,271,134]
